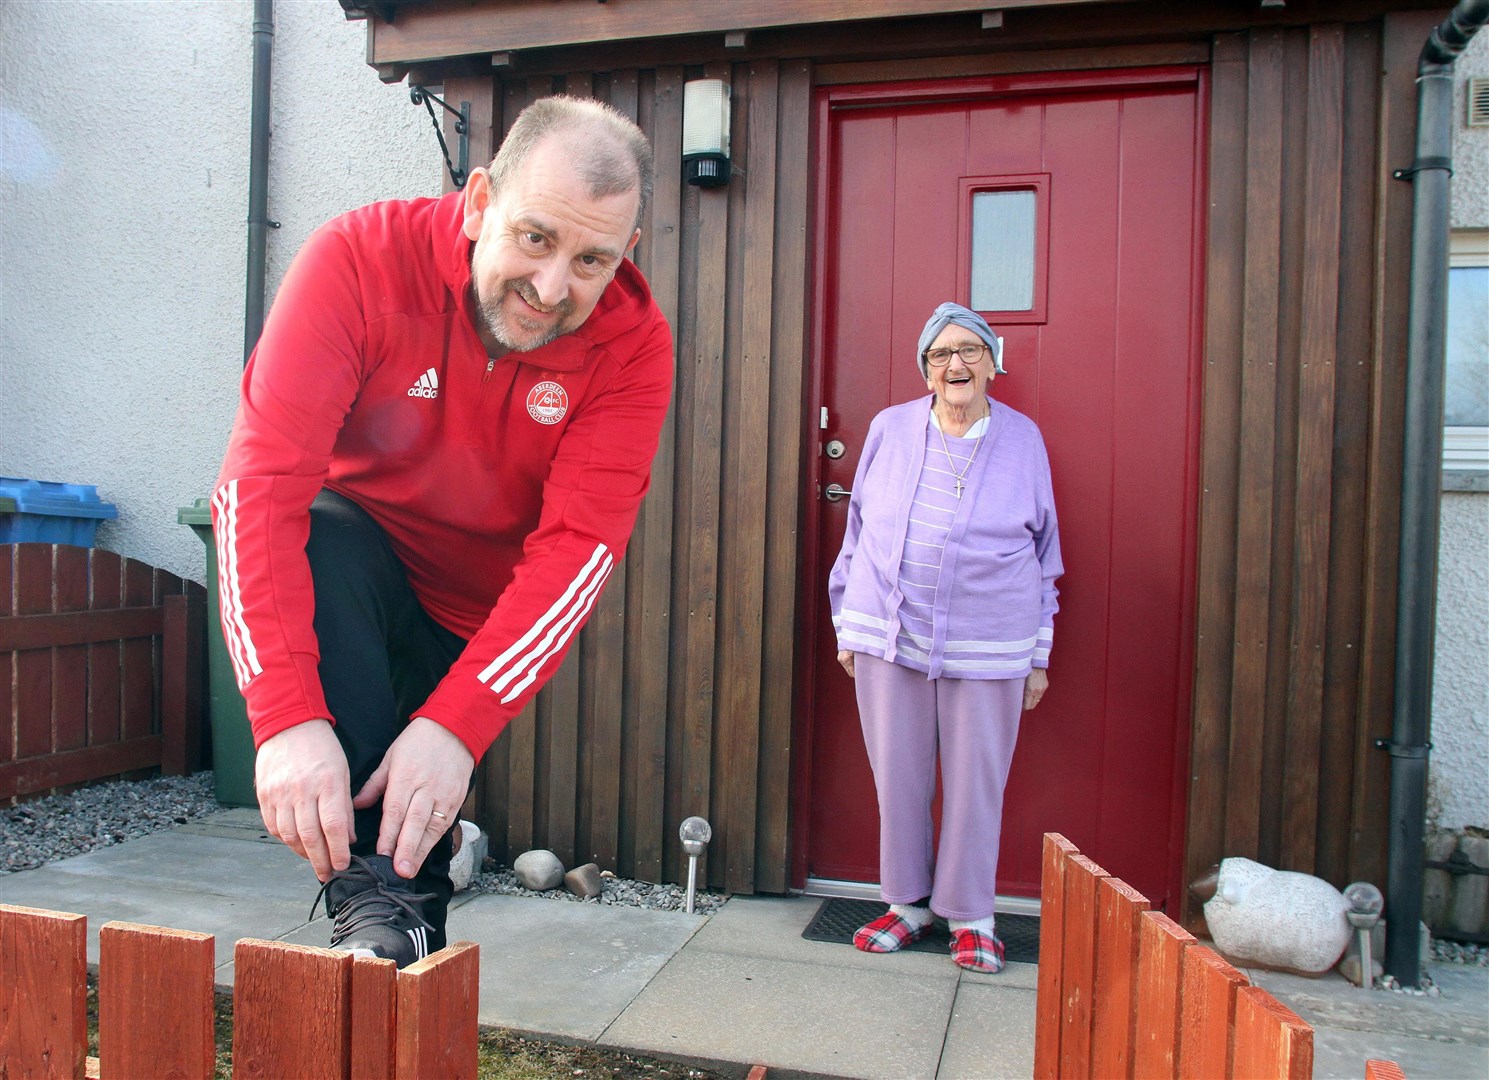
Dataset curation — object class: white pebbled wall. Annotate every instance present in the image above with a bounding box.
[0,0,439,582]
[1430,29,1488,837]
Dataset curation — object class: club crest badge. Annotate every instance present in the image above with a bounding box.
[526,380,568,425]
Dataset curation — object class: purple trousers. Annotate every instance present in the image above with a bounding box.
[854,654,1023,921]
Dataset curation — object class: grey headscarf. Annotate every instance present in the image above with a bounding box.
[915,302,1006,378]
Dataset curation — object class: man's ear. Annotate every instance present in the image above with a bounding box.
[462,168,493,242]
[625,228,641,257]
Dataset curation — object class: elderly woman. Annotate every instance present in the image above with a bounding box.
[828,301,1062,973]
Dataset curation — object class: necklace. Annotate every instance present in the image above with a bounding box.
[936,412,987,500]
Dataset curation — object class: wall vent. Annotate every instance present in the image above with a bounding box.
[1469,78,1489,128]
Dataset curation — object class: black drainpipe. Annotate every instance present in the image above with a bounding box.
[244,0,275,364]
[1383,0,1489,987]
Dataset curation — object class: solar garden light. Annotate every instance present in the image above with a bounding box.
[679,816,712,914]
[1343,881,1385,989]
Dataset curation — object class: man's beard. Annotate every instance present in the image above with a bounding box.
[477,278,577,352]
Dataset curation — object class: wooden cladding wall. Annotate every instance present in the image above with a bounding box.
[442,61,811,893]
[422,5,1433,904]
[1183,13,1431,923]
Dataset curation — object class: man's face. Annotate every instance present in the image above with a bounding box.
[463,138,641,354]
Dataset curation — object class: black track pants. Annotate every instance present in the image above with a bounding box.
[305,489,469,942]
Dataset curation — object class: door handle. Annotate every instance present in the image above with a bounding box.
[825,483,852,502]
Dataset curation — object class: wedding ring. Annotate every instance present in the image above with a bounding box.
[431,810,448,820]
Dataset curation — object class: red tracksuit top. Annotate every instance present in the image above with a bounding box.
[212,190,674,761]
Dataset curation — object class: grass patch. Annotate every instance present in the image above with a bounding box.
[86,973,723,1079]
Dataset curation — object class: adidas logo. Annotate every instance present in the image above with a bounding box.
[407,367,440,399]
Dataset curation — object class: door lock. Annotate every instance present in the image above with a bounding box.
[825,439,847,460]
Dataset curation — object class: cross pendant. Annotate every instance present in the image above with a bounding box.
[955,480,963,500]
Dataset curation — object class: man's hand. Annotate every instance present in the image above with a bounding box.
[837,650,856,678]
[1023,668,1049,711]
[254,719,355,883]
[353,716,475,879]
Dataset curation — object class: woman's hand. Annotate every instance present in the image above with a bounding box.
[1023,668,1049,710]
[837,650,856,678]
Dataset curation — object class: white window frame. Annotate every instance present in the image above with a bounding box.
[1445,230,1488,490]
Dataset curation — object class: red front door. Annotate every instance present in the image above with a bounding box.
[800,69,1205,908]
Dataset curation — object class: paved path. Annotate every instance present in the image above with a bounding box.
[2,809,1484,1078]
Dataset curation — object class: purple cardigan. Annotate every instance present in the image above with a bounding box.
[829,395,1062,680]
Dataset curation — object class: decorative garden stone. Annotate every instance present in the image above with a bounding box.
[513,848,564,891]
[1197,857,1351,974]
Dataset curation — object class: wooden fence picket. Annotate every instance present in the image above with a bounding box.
[0,904,87,1079]
[98,921,215,1080]
[1059,853,1108,1079]
[1177,944,1246,1079]
[395,940,481,1078]
[1232,984,1313,1080]
[232,939,354,1079]
[1133,910,1196,1079]
[1032,831,1406,1080]
[1033,832,1078,1079]
[1091,876,1150,1080]
[1365,1060,1409,1080]
[352,955,400,1080]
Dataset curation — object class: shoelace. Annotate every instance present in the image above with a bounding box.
[312,855,436,946]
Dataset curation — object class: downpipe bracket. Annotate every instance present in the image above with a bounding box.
[1393,156,1454,181]
[1374,737,1432,759]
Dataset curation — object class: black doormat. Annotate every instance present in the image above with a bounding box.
[801,897,1040,964]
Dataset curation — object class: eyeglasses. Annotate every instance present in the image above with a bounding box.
[923,343,988,367]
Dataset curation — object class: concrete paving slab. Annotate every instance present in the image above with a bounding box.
[696,894,959,980]
[1245,961,1489,1080]
[5,827,314,902]
[937,979,1037,1079]
[0,863,312,975]
[603,948,957,1079]
[1247,964,1489,1045]
[1310,1025,1489,1080]
[430,893,706,1041]
[959,959,1038,992]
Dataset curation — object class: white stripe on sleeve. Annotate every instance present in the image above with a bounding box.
[476,543,611,692]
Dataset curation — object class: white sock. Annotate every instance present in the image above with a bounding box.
[889,903,933,929]
[949,916,995,934]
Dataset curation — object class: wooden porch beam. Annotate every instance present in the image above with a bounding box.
[368,0,1126,66]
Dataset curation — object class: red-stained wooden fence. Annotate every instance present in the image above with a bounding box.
[0,543,206,803]
[0,903,479,1079]
[1033,832,1406,1080]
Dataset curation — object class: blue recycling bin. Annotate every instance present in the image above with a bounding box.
[0,477,118,547]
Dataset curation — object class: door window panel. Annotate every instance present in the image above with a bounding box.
[971,190,1037,311]
[958,174,1049,324]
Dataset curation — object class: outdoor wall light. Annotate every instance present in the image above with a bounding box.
[679,815,713,913]
[682,79,731,187]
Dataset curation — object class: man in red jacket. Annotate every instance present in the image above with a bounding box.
[212,96,673,966]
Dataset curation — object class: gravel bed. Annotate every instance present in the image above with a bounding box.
[1432,937,1489,966]
[2,772,730,915]
[2,771,219,873]
[470,863,729,915]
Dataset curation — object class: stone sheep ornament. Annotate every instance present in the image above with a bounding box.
[1192,857,1352,974]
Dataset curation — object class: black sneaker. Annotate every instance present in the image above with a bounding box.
[313,854,439,968]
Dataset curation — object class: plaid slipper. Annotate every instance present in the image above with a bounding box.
[853,912,933,953]
[950,927,1006,973]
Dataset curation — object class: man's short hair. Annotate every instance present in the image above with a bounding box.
[488,95,655,233]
